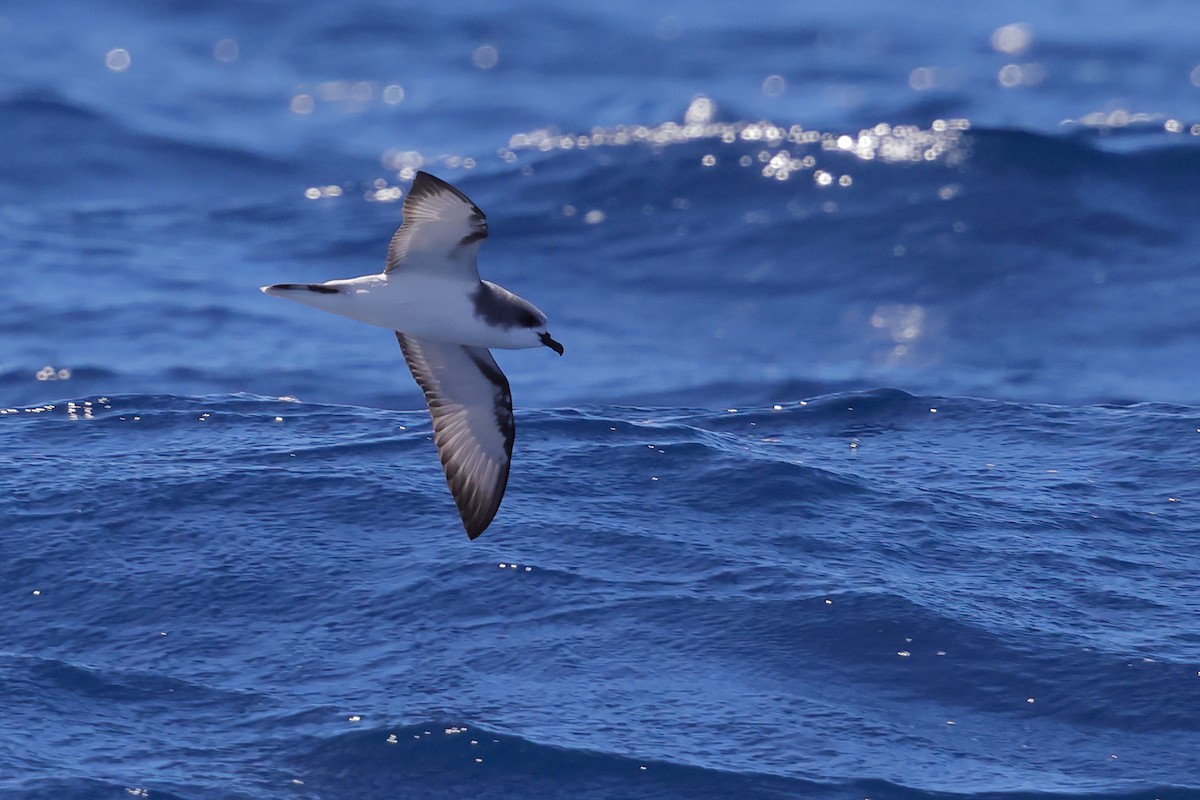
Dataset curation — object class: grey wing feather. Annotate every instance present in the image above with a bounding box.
[385,171,488,279]
[396,332,513,539]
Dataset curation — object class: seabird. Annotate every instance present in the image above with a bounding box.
[262,171,563,539]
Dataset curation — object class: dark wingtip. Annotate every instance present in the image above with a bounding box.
[464,516,491,539]
[263,283,339,294]
[410,171,445,197]
[407,171,483,219]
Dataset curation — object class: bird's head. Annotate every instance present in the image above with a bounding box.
[476,282,563,355]
[508,295,562,355]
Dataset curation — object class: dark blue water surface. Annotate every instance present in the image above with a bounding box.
[3,1,1200,798]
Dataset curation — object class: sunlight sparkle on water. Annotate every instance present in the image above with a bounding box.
[1062,108,1195,133]
[907,65,967,93]
[991,23,1032,55]
[685,95,715,125]
[290,94,314,115]
[305,95,972,204]
[290,81,406,114]
[472,45,499,70]
[500,102,970,182]
[105,48,131,72]
[213,38,238,63]
[998,63,1045,88]
[36,366,71,381]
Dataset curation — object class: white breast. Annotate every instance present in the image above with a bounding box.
[294,273,530,349]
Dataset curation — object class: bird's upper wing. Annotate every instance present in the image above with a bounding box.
[385,171,488,279]
[396,332,513,539]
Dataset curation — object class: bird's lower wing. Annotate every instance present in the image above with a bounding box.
[396,332,514,539]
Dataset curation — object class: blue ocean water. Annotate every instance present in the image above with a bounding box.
[3,1,1200,797]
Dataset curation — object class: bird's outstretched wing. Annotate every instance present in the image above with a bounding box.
[396,332,513,538]
[385,171,488,279]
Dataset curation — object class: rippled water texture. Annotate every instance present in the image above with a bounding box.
[2,1,1200,798]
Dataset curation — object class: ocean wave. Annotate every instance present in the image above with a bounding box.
[0,90,298,203]
[0,779,197,800]
[281,722,819,799]
[279,721,1200,799]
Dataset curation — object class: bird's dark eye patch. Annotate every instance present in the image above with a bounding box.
[518,310,538,328]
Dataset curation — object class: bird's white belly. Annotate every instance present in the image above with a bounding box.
[317,274,521,348]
